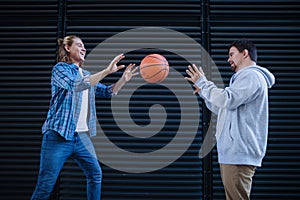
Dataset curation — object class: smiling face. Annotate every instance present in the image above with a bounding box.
[64,37,86,67]
[227,46,244,72]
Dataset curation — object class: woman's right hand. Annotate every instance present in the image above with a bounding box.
[104,53,126,75]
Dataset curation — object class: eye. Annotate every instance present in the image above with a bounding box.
[76,43,83,48]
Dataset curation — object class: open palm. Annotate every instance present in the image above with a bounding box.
[106,54,126,74]
[122,63,139,82]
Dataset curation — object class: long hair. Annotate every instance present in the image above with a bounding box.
[57,35,83,66]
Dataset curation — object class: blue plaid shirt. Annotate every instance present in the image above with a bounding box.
[42,62,113,140]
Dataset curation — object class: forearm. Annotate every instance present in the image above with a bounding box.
[203,99,219,115]
[112,77,127,95]
[89,69,109,86]
[195,75,258,110]
[195,76,228,109]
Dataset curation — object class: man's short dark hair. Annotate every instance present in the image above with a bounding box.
[228,38,257,62]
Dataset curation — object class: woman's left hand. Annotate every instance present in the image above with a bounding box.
[122,63,139,82]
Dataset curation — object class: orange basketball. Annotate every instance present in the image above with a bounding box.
[140,54,169,83]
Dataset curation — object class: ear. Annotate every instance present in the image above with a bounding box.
[64,45,70,53]
[243,49,249,58]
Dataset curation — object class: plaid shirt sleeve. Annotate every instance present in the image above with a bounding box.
[52,62,91,91]
[95,83,114,98]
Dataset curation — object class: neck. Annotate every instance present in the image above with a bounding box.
[236,60,256,72]
[72,62,80,67]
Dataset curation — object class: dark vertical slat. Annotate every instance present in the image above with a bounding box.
[49,1,68,199]
[57,0,67,39]
[201,0,214,200]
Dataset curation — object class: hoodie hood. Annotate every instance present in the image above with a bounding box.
[245,65,275,88]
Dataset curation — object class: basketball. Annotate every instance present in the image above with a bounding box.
[140,54,169,83]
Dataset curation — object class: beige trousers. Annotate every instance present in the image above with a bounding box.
[220,164,256,200]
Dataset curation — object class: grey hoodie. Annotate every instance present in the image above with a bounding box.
[195,65,275,167]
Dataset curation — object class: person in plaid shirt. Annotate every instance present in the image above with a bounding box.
[31,35,138,200]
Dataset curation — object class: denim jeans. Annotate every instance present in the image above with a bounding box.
[31,130,102,200]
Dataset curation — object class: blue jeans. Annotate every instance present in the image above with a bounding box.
[31,130,102,200]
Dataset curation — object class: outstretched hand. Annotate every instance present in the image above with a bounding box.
[111,63,139,95]
[185,64,205,94]
[122,63,139,82]
[105,54,126,74]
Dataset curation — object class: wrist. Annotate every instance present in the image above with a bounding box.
[120,74,128,82]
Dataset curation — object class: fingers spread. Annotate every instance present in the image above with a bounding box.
[127,63,135,70]
[131,65,139,74]
[129,64,139,76]
[186,68,193,77]
[132,72,139,76]
[118,65,126,70]
[113,54,125,64]
[198,66,205,75]
[188,65,196,74]
[185,77,192,82]
[192,64,199,72]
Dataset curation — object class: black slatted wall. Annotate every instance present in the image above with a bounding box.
[59,0,203,199]
[209,0,300,199]
[0,0,58,199]
[0,0,300,200]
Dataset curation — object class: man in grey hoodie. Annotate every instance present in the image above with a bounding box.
[185,39,275,200]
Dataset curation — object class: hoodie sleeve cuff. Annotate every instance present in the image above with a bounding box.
[195,76,208,89]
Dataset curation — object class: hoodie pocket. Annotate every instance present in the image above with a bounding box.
[217,121,234,153]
